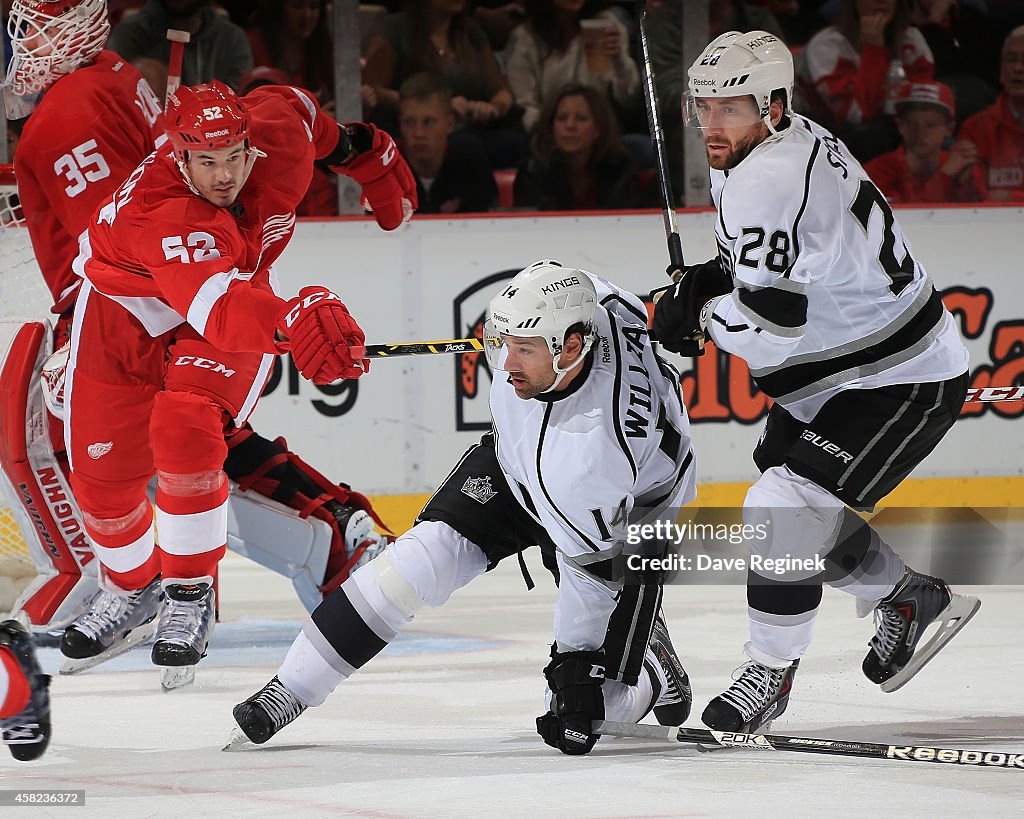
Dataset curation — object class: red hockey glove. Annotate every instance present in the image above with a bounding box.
[275,286,369,384]
[336,122,417,231]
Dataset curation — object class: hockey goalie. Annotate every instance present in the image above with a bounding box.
[0,0,412,681]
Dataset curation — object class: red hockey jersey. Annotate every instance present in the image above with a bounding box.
[14,50,165,315]
[81,86,342,354]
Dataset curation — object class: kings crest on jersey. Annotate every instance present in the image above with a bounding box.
[489,276,696,571]
[705,114,968,422]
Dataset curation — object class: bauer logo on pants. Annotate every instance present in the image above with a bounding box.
[461,476,497,504]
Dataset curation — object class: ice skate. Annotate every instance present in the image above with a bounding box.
[319,507,391,595]
[59,576,163,675]
[863,569,980,693]
[702,644,799,733]
[0,620,52,761]
[649,613,692,726]
[227,676,307,748]
[151,580,216,690]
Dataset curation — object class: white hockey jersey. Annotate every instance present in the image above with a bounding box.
[704,114,968,422]
[490,277,697,571]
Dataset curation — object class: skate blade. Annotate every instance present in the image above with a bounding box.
[160,665,196,692]
[880,593,981,693]
[59,619,158,675]
[222,727,252,751]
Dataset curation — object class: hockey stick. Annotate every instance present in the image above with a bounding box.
[638,8,684,279]
[355,336,1024,401]
[965,385,1024,403]
[352,337,499,358]
[165,29,191,106]
[638,8,705,352]
[594,720,1024,769]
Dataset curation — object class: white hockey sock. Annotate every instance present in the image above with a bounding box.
[278,631,346,707]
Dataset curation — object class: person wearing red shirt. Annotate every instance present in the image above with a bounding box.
[865,80,982,202]
[66,80,415,678]
[959,26,1024,202]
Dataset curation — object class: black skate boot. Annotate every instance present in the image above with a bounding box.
[0,620,52,761]
[151,581,216,667]
[702,646,799,733]
[863,569,980,693]
[649,613,692,726]
[60,576,163,672]
[231,676,308,746]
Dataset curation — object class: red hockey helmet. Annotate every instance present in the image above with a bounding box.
[166,81,251,163]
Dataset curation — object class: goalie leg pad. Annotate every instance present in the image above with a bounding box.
[225,488,335,614]
[223,425,391,595]
[0,320,98,628]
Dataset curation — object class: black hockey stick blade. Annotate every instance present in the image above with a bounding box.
[594,720,1024,770]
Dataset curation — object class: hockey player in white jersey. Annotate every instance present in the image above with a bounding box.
[651,31,979,734]
[230,261,698,754]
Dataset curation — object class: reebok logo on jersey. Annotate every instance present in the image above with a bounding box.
[87,441,114,460]
[800,430,854,463]
[461,476,497,504]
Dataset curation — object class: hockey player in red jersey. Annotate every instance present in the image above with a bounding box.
[62,76,415,685]
[0,620,51,761]
[1,0,408,659]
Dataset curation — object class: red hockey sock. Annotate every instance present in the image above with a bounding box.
[0,647,30,718]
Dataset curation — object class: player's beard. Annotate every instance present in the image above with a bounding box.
[705,123,769,170]
[507,369,555,400]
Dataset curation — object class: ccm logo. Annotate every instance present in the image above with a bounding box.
[174,356,236,377]
[285,290,340,328]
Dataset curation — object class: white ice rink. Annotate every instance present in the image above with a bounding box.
[2,550,1022,818]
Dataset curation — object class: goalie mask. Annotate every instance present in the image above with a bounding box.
[3,0,110,117]
[683,30,793,136]
[484,260,597,394]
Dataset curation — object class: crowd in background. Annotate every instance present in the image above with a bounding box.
[4,0,1024,214]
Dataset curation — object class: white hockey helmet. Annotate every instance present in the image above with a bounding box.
[485,260,597,391]
[3,0,110,115]
[684,30,793,135]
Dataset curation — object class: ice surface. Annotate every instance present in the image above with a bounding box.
[2,549,1022,818]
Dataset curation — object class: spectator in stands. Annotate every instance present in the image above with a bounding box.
[504,1,641,136]
[108,0,253,91]
[247,0,334,111]
[361,0,525,169]
[398,72,498,213]
[865,81,981,202]
[799,0,934,161]
[910,0,1007,123]
[959,26,1024,202]
[237,66,339,216]
[471,1,526,51]
[513,83,643,211]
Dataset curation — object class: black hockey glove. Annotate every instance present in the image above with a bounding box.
[536,647,605,755]
[650,258,733,357]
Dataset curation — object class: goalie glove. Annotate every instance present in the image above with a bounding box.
[650,258,733,357]
[536,647,605,755]
[275,286,369,385]
[334,122,417,231]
